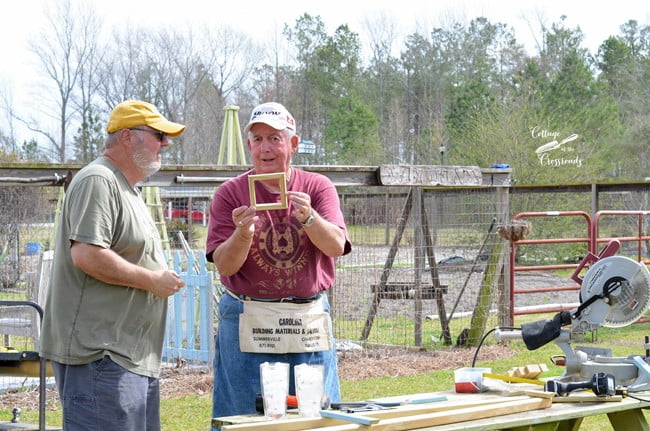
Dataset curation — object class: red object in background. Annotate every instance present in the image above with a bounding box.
[168,207,205,222]
[255,394,299,413]
[455,381,479,393]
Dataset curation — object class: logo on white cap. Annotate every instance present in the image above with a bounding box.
[244,102,295,133]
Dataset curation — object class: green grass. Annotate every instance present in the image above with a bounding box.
[347,225,486,247]
[4,319,650,430]
[335,313,505,350]
[161,395,212,429]
[0,291,29,301]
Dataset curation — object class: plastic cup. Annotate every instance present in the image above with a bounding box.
[294,363,325,418]
[454,367,491,393]
[260,362,290,420]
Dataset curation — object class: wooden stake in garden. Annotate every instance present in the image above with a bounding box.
[465,220,532,346]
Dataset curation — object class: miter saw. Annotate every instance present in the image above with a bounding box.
[495,239,650,392]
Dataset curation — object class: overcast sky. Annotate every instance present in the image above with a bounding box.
[1,0,649,143]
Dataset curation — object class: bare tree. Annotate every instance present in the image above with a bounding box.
[21,0,101,162]
[0,88,18,154]
[250,24,294,122]
[204,26,265,102]
[264,23,294,102]
[96,25,149,109]
[72,6,105,163]
[362,12,405,163]
[153,25,263,164]
[95,24,263,164]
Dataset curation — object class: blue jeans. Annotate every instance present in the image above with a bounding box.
[211,293,340,429]
[52,356,160,431]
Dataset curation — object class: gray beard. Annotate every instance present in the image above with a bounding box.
[133,151,161,178]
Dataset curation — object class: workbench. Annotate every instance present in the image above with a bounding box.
[415,394,650,431]
[213,391,650,431]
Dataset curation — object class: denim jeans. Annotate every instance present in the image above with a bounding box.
[52,356,160,431]
[211,293,340,429]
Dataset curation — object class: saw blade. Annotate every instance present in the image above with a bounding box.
[580,256,650,327]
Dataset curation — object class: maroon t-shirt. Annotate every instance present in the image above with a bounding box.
[206,168,351,298]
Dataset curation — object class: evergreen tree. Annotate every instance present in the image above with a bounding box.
[323,96,383,165]
[72,108,104,163]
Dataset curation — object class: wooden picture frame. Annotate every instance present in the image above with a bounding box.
[247,172,288,210]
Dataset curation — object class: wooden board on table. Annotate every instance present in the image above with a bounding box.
[220,396,551,431]
[304,397,552,431]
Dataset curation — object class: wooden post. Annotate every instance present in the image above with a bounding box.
[384,192,390,246]
[591,183,599,215]
[413,187,424,346]
[496,186,511,328]
[420,193,451,345]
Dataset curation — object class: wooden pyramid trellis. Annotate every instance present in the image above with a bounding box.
[143,186,171,259]
[218,105,247,165]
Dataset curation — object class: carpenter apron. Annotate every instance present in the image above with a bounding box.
[236,294,332,354]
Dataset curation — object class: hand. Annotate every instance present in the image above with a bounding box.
[287,191,312,224]
[232,205,257,240]
[150,269,186,299]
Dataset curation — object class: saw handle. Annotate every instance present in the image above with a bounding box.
[571,240,620,285]
[571,276,627,320]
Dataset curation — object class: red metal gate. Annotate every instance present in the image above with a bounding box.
[509,210,650,325]
[509,211,592,325]
[592,210,650,265]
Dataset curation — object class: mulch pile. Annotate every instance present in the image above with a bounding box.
[337,344,514,380]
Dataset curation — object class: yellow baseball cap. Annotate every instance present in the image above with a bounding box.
[106,100,186,137]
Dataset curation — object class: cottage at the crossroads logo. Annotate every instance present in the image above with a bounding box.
[532,127,583,168]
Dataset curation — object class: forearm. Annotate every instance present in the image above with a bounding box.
[212,229,253,276]
[287,190,347,257]
[303,214,347,257]
[71,242,154,290]
[70,242,184,298]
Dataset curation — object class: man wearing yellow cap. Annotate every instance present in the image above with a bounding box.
[40,100,186,430]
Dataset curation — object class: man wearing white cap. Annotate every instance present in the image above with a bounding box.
[40,100,187,430]
[206,102,352,425]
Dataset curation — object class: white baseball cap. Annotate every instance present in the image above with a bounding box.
[244,102,296,134]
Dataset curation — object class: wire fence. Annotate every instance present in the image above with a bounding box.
[1,181,649,373]
[334,187,504,348]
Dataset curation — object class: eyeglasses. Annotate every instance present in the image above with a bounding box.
[130,127,166,142]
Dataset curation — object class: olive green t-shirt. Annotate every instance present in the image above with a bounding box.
[39,157,168,377]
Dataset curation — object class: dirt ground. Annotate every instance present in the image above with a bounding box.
[0,344,513,412]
